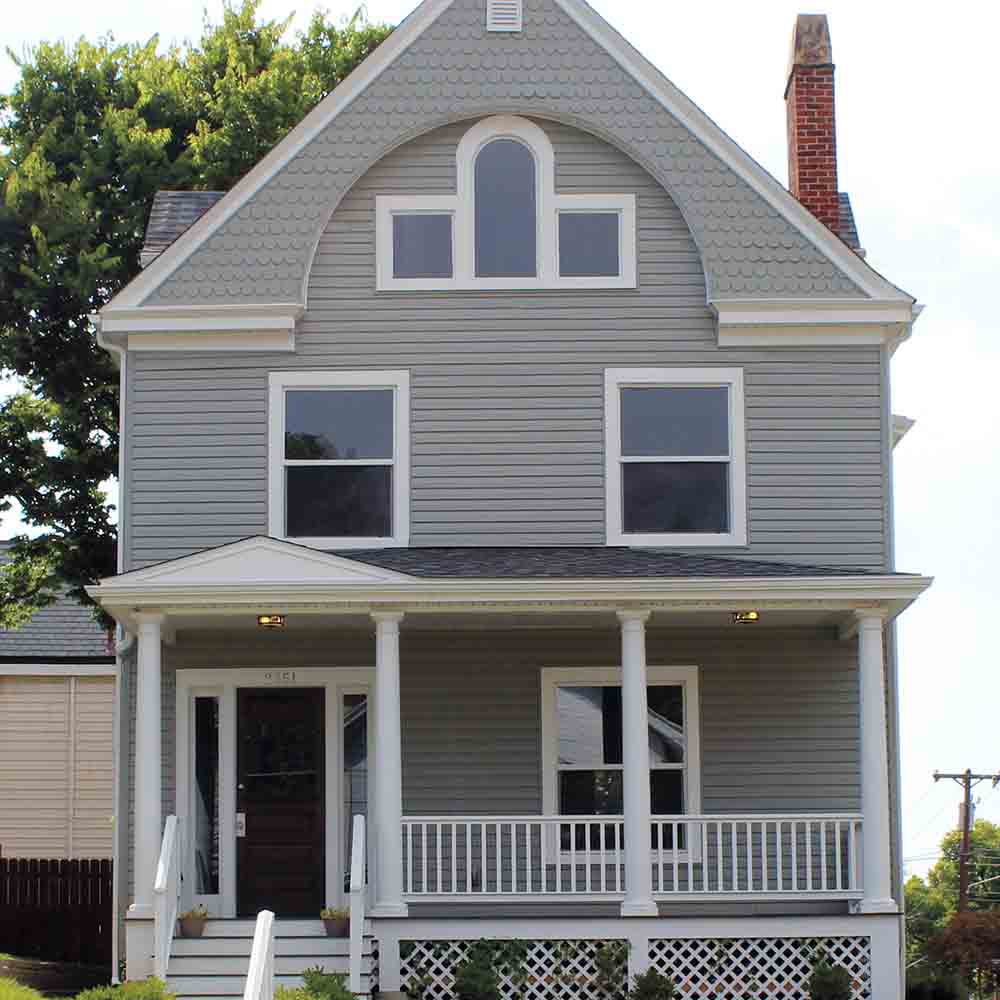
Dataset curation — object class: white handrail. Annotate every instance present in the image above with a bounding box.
[243,910,275,1000]
[153,815,181,979]
[348,815,366,994]
[400,813,864,898]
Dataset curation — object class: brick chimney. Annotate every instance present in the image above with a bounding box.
[785,14,839,235]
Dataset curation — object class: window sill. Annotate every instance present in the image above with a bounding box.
[607,529,748,548]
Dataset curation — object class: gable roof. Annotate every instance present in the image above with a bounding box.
[0,543,112,662]
[100,0,914,324]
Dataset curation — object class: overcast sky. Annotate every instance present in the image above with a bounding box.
[3,0,998,880]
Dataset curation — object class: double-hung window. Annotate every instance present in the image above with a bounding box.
[542,666,701,852]
[605,368,747,547]
[267,371,410,549]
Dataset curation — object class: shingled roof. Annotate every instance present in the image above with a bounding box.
[339,546,878,579]
[141,190,226,269]
[838,193,862,252]
[0,543,112,662]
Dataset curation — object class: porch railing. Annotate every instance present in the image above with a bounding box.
[348,814,366,994]
[153,814,181,979]
[243,910,275,1000]
[401,814,863,899]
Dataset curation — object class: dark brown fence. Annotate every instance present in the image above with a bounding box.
[0,858,113,966]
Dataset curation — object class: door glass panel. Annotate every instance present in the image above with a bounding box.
[194,696,220,895]
[343,694,368,889]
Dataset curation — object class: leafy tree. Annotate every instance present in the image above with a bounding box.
[0,1,392,617]
[927,911,1000,999]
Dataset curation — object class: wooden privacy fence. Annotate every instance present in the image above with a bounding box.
[0,858,113,966]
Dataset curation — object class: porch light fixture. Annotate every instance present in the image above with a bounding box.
[257,614,286,629]
[732,610,760,625]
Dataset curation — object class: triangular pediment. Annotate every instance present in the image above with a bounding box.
[103,537,415,588]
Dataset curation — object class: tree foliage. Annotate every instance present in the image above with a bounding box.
[927,911,1000,998]
[0,1,392,616]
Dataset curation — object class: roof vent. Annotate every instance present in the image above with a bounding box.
[487,0,522,32]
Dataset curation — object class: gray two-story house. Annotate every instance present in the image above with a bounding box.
[88,3,929,998]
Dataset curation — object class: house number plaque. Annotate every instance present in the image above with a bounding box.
[263,670,297,683]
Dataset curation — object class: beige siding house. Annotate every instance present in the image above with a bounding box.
[0,542,115,859]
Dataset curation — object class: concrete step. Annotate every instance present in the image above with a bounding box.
[196,919,329,938]
[168,954,374,976]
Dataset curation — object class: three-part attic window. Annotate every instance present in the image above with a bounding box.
[487,0,522,32]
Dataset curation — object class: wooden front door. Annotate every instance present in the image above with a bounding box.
[236,688,325,917]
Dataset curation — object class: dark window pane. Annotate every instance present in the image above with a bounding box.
[559,770,623,816]
[622,462,729,534]
[557,686,622,766]
[648,686,685,764]
[194,697,220,895]
[285,390,393,460]
[558,212,620,277]
[286,466,391,538]
[475,139,536,277]
[393,214,453,278]
[650,770,684,815]
[621,387,729,457]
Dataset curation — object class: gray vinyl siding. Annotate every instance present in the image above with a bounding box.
[126,120,886,571]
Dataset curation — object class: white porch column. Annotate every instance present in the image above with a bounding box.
[857,610,896,913]
[618,610,656,917]
[372,612,408,918]
[126,612,164,979]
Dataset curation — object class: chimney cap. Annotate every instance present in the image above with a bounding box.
[788,13,833,75]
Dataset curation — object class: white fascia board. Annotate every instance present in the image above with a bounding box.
[87,573,933,622]
[102,0,457,310]
[553,0,914,304]
[0,663,116,676]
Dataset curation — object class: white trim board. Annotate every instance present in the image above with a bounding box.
[98,0,913,315]
[0,663,116,676]
[175,666,375,918]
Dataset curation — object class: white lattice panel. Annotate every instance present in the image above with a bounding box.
[400,939,624,1000]
[648,936,870,999]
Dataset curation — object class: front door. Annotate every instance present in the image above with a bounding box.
[236,688,325,917]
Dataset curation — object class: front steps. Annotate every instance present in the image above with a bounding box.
[166,919,376,1000]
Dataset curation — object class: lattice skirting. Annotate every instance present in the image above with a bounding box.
[648,936,872,1000]
[399,935,871,1000]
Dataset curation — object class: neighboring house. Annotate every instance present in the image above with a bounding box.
[86,4,929,998]
[0,541,115,859]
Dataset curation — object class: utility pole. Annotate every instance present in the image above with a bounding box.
[933,770,1000,911]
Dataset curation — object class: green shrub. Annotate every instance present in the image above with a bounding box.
[300,967,354,1000]
[76,979,175,1000]
[275,988,314,1000]
[627,968,674,1000]
[905,972,964,1000]
[0,978,46,1000]
[807,958,853,1000]
[453,949,500,1000]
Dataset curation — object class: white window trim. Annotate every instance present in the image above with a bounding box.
[267,370,410,550]
[604,367,747,548]
[375,115,637,291]
[541,665,702,860]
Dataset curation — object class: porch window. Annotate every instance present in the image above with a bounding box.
[267,371,410,549]
[542,666,702,849]
[604,368,747,547]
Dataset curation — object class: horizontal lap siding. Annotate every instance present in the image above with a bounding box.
[127,119,885,571]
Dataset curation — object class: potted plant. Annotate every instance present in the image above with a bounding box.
[320,906,350,938]
[178,904,209,938]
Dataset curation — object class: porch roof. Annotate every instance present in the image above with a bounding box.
[337,546,883,579]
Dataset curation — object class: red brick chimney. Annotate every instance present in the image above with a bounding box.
[785,14,839,235]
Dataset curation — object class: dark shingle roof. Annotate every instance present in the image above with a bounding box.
[0,543,112,662]
[141,190,226,268]
[838,193,862,252]
[340,546,877,579]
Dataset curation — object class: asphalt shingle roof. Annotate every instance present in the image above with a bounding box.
[340,546,878,579]
[141,190,226,269]
[838,192,862,252]
[0,543,112,661]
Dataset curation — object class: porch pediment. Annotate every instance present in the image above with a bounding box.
[106,536,416,589]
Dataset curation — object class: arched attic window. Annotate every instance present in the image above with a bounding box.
[376,115,637,291]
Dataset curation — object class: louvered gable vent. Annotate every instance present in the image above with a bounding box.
[487,0,522,32]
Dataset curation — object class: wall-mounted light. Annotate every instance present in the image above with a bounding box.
[257,614,286,629]
[732,610,760,625]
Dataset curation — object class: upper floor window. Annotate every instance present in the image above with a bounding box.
[605,368,747,547]
[376,116,636,291]
[267,371,410,549]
